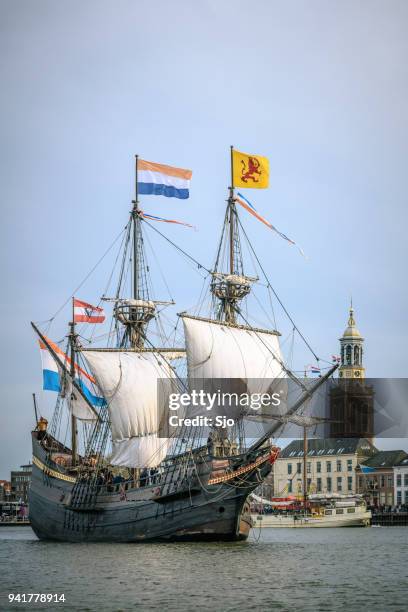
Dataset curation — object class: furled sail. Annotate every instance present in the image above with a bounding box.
[82,350,176,467]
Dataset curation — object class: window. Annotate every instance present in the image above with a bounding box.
[347,460,352,472]
[396,474,402,487]
[405,491,408,504]
[337,477,342,492]
[317,478,322,492]
[327,477,332,492]
[359,476,364,488]
[307,478,312,490]
[336,508,344,514]
[317,461,321,473]
[307,462,311,474]
[380,475,385,488]
[297,462,302,474]
[288,480,293,493]
[348,476,353,492]
[288,463,292,475]
[347,507,356,513]
[397,490,402,504]
[405,474,408,487]
[346,345,352,365]
[326,461,332,473]
[337,460,342,472]
[388,476,393,487]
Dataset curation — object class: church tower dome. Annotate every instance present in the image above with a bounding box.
[339,301,365,379]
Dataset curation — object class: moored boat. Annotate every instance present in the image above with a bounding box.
[251,494,371,528]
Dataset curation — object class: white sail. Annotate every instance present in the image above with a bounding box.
[82,350,175,467]
[182,316,284,380]
[182,316,285,395]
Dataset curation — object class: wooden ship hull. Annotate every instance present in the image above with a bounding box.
[29,433,276,542]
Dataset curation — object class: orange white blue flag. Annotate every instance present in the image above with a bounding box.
[39,337,105,406]
[138,159,192,199]
[234,193,305,257]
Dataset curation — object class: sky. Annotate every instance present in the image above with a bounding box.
[1,0,407,479]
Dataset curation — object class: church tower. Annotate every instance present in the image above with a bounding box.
[339,302,365,379]
[330,301,373,441]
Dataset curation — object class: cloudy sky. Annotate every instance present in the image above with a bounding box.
[1,0,407,478]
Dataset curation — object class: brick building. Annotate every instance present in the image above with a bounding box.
[356,450,408,507]
[0,480,11,502]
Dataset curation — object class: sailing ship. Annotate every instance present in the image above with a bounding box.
[29,150,337,542]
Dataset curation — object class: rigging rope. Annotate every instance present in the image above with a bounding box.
[237,215,319,361]
[42,225,128,325]
[142,218,211,274]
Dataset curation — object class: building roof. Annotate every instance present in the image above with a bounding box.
[279,438,375,459]
[361,450,408,469]
[394,455,408,467]
[341,306,363,340]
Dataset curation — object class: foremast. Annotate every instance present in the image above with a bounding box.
[69,307,78,466]
[114,155,157,349]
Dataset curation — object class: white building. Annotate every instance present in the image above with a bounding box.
[394,456,408,506]
[273,438,376,497]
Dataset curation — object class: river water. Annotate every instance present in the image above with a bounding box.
[0,527,407,611]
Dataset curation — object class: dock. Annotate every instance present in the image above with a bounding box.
[371,512,408,526]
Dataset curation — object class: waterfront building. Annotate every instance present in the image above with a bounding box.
[393,455,408,506]
[329,304,374,440]
[0,480,11,502]
[10,464,32,503]
[273,438,376,497]
[356,450,408,506]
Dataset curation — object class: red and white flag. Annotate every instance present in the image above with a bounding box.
[73,298,105,324]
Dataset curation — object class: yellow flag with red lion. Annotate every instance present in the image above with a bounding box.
[232,149,269,189]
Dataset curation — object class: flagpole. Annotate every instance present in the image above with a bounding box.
[133,155,139,300]
[229,145,235,276]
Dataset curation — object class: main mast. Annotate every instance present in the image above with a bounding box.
[211,146,252,324]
